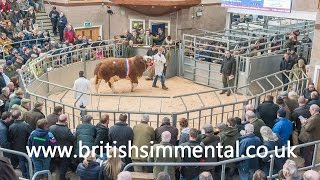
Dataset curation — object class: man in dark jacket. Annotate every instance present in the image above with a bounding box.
[220,50,236,96]
[0,87,9,113]
[0,112,12,157]
[179,128,201,180]
[94,114,109,154]
[49,114,75,180]
[155,28,165,45]
[49,6,59,35]
[24,102,45,130]
[0,157,19,180]
[8,89,24,110]
[200,124,220,176]
[75,115,96,156]
[47,106,63,128]
[109,113,133,166]
[302,82,318,101]
[57,12,67,42]
[238,124,262,180]
[8,110,32,179]
[155,117,178,145]
[0,65,8,91]
[307,91,320,107]
[257,95,279,128]
[147,43,158,57]
[280,53,294,91]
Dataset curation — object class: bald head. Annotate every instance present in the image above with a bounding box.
[303,170,320,180]
[161,131,171,143]
[199,172,213,180]
[59,114,68,122]
[245,104,255,112]
[117,171,132,180]
[298,96,306,105]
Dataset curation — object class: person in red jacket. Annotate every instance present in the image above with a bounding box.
[63,24,76,44]
[0,0,10,19]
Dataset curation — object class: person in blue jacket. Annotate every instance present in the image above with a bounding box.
[57,12,67,42]
[272,108,293,145]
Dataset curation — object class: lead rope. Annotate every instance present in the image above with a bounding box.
[126,58,131,80]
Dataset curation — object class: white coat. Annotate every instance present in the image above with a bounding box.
[73,77,91,107]
[153,53,166,76]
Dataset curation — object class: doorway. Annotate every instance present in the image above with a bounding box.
[75,26,101,41]
[149,20,170,37]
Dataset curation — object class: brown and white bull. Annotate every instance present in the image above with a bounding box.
[93,55,153,93]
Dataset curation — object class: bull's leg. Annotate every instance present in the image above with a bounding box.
[95,78,102,93]
[130,77,139,92]
[108,81,116,93]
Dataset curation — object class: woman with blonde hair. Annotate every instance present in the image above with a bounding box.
[260,126,286,177]
[99,148,125,180]
[76,151,100,180]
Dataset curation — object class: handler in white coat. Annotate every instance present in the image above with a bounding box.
[73,71,91,108]
[152,46,168,90]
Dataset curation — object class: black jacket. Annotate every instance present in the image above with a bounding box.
[94,123,109,146]
[179,140,201,179]
[109,122,133,152]
[57,15,67,27]
[47,113,59,128]
[49,123,75,156]
[257,101,279,128]
[0,157,19,180]
[307,98,320,107]
[200,133,220,171]
[302,89,318,101]
[49,10,59,22]
[75,122,96,155]
[292,105,311,131]
[8,119,32,153]
[280,59,293,73]
[155,124,178,145]
[220,55,236,76]
[24,109,45,130]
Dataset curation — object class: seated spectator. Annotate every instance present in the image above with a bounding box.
[99,148,125,180]
[17,0,30,17]
[245,110,265,141]
[257,95,279,128]
[178,117,190,145]
[199,172,213,180]
[302,82,318,101]
[47,106,63,127]
[0,157,19,180]
[117,171,132,180]
[272,108,293,145]
[64,24,76,44]
[24,102,45,130]
[238,124,262,180]
[28,119,56,177]
[252,170,266,180]
[76,151,100,180]
[155,117,178,145]
[307,91,320,107]
[0,33,13,55]
[303,170,320,180]
[3,61,16,79]
[75,115,96,157]
[281,159,301,180]
[8,0,19,11]
[0,0,11,19]
[149,131,179,180]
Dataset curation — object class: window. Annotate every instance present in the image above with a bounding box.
[129,19,145,33]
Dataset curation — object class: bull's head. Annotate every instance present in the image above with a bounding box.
[143,55,154,72]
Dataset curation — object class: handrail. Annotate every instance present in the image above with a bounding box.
[32,170,52,180]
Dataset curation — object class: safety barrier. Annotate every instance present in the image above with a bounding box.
[123,140,320,180]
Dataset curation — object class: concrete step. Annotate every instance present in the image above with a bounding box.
[36,18,51,23]
[36,12,47,16]
[36,16,50,20]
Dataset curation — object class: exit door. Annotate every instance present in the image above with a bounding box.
[75,27,100,41]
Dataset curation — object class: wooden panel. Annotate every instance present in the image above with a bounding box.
[75,27,100,41]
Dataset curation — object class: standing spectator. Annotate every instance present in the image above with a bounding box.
[257,95,279,128]
[157,172,171,180]
[28,119,56,177]
[152,46,168,90]
[73,71,91,109]
[199,172,213,180]
[162,35,173,46]
[8,110,32,179]
[252,170,266,180]
[0,157,19,180]
[178,117,190,145]
[26,7,36,25]
[148,131,179,180]
[17,0,30,17]
[220,50,236,96]
[155,117,178,145]
[63,24,76,44]
[289,59,306,91]
[0,112,12,154]
[8,89,24,110]
[260,126,285,176]
[49,114,75,180]
[282,160,301,180]
[163,46,171,77]
[238,124,262,180]
[94,114,109,148]
[292,96,311,138]
[245,110,265,141]
[131,30,141,44]
[302,82,318,101]
[47,106,63,127]
[280,53,294,91]
[109,114,133,166]
[16,98,31,115]
[299,104,320,166]
[57,12,67,42]
[76,151,100,180]
[24,102,45,130]
[179,128,201,180]
[303,170,320,180]
[99,148,125,180]
[146,44,158,56]
[276,97,291,119]
[0,65,10,90]
[142,29,154,46]
[0,87,10,112]
[155,28,165,45]
[307,91,320,107]
[200,124,220,177]
[49,6,59,36]
[75,115,96,157]
[286,91,299,113]
[124,40,134,58]
[132,114,155,172]
[272,108,293,145]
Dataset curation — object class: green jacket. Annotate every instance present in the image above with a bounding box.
[9,96,22,110]
[250,118,266,141]
[165,50,171,66]
[3,65,16,78]
[289,63,306,81]
[148,142,180,180]
[125,45,135,58]
[132,123,155,161]
[141,35,154,46]
[218,126,240,167]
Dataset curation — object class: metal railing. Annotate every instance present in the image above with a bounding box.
[32,170,52,180]
[123,140,320,180]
